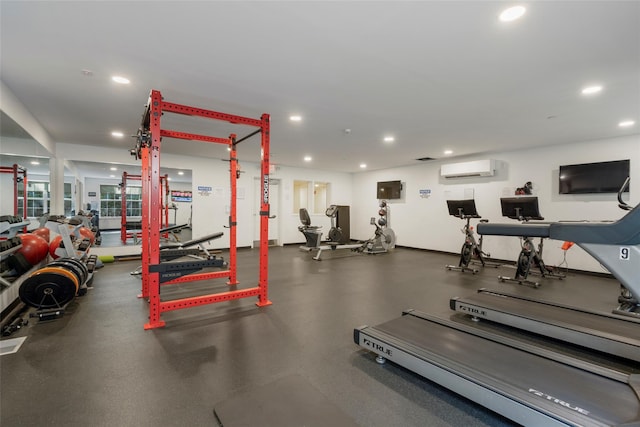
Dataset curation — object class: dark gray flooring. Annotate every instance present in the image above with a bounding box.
[0,246,623,426]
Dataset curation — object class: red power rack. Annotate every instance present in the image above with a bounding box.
[0,164,28,219]
[134,90,272,329]
[120,171,169,244]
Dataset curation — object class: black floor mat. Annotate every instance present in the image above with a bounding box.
[213,374,359,427]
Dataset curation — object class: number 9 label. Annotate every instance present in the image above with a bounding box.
[620,247,630,260]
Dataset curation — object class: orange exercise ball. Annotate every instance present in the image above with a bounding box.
[16,234,50,265]
[32,227,50,243]
[49,235,64,259]
[77,226,95,245]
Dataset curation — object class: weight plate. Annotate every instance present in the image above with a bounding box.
[19,271,78,309]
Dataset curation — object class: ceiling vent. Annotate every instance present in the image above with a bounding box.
[416,157,436,161]
[441,159,496,178]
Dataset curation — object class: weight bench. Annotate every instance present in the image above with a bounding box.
[159,223,189,243]
[132,232,225,277]
[478,197,565,287]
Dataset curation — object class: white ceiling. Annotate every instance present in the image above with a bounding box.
[1,1,639,175]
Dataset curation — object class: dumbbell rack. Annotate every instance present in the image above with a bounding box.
[0,240,47,318]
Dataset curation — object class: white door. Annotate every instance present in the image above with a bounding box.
[253,178,280,246]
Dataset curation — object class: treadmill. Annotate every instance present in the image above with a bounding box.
[354,311,640,426]
[354,184,640,426]
[450,289,640,362]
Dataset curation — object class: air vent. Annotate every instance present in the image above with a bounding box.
[416,157,436,161]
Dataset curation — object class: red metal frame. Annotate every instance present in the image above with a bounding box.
[138,90,271,329]
[120,171,169,243]
[0,164,28,219]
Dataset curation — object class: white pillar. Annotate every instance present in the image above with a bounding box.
[49,157,65,215]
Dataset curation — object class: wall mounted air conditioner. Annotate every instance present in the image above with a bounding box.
[441,159,496,178]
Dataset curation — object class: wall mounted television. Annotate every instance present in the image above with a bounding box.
[559,159,630,194]
[377,180,402,199]
[171,190,192,202]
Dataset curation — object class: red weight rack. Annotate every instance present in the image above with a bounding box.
[134,90,271,329]
[0,164,28,219]
[120,171,169,244]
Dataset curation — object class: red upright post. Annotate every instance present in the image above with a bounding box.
[139,148,150,299]
[121,172,128,243]
[228,136,238,285]
[256,114,272,307]
[144,90,165,329]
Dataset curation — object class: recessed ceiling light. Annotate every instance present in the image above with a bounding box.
[619,120,636,127]
[111,131,124,137]
[30,161,40,165]
[112,76,130,84]
[109,174,115,178]
[110,167,118,171]
[383,136,395,143]
[227,147,231,151]
[444,150,453,155]
[360,163,367,169]
[581,85,603,95]
[499,5,526,22]
[81,69,94,77]
[290,115,302,122]
[303,156,312,162]
[167,177,172,181]
[178,171,184,175]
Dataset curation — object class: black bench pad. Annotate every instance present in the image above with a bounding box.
[477,222,550,238]
[159,232,224,250]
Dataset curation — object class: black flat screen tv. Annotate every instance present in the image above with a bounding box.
[559,159,629,194]
[377,180,402,199]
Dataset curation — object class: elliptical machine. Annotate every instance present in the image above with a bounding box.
[358,200,396,254]
[445,199,499,274]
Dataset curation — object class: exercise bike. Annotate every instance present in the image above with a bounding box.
[445,199,500,274]
[486,196,565,288]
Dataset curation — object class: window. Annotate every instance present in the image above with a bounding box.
[313,182,329,214]
[17,181,48,218]
[100,184,142,217]
[293,180,310,214]
[17,181,75,217]
[64,182,73,216]
[293,180,330,215]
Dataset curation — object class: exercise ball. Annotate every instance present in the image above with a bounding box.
[49,235,64,259]
[32,227,50,243]
[77,226,95,245]
[16,234,50,265]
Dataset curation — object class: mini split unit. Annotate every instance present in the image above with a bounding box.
[440,159,496,178]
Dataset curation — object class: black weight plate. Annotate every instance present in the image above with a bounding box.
[61,258,89,283]
[49,260,86,285]
[19,272,77,309]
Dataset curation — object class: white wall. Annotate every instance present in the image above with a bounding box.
[352,134,639,274]
[188,158,353,249]
[10,134,638,275]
